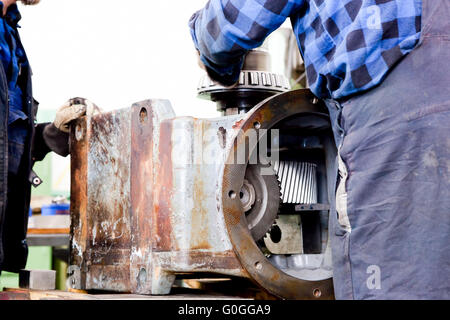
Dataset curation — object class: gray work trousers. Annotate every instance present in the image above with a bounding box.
[325,0,450,299]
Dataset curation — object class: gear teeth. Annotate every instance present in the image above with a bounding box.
[246,162,282,241]
[263,164,282,241]
[274,165,283,230]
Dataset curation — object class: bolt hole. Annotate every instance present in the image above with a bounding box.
[269,225,282,243]
[139,107,148,124]
[313,288,322,298]
[75,124,84,141]
[228,190,237,199]
[253,121,261,129]
[138,268,147,286]
[255,261,262,270]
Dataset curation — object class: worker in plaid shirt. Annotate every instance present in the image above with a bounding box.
[190,0,450,299]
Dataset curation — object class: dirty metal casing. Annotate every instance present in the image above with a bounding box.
[69,90,335,299]
[221,90,335,299]
[69,99,248,294]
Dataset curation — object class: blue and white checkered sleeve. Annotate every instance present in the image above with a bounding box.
[189,0,303,85]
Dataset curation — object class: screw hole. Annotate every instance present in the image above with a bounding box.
[253,121,261,129]
[313,288,322,298]
[269,225,282,243]
[138,268,147,286]
[75,124,84,141]
[139,107,148,124]
[228,190,237,199]
[255,261,262,270]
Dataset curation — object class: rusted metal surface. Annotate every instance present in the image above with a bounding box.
[155,251,243,275]
[221,89,335,299]
[129,99,176,294]
[152,119,174,252]
[70,99,248,295]
[69,115,89,289]
[129,101,156,294]
[70,109,133,292]
[165,114,243,254]
[87,109,132,290]
[70,90,335,298]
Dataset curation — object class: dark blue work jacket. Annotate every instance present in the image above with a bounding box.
[0,4,68,273]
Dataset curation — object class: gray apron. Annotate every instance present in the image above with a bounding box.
[325,0,450,299]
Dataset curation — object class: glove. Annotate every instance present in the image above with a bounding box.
[53,97,100,133]
[196,50,239,89]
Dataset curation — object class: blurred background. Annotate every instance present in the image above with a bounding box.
[19,0,298,198]
[1,0,304,290]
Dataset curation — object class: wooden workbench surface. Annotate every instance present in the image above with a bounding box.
[0,287,254,300]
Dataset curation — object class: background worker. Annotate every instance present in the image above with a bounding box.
[0,0,94,274]
[189,0,449,299]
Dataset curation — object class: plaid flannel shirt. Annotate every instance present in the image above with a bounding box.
[189,0,422,99]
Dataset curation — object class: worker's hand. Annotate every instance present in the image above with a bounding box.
[53,97,101,133]
[196,50,239,89]
[196,50,206,71]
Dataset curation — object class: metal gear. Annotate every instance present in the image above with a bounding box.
[241,164,281,241]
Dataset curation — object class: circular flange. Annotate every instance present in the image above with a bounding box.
[221,89,335,299]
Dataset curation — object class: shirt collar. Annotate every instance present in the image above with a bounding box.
[0,3,22,27]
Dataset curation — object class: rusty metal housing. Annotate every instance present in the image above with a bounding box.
[69,88,336,299]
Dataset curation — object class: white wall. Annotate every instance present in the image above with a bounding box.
[18,0,292,196]
[19,0,220,117]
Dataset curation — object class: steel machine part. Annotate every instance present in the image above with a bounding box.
[274,161,318,204]
[69,50,336,299]
[198,48,290,115]
[242,164,280,241]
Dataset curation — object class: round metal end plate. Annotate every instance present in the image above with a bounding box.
[221,89,335,300]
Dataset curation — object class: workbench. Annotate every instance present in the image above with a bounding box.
[27,215,70,246]
[0,286,255,300]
